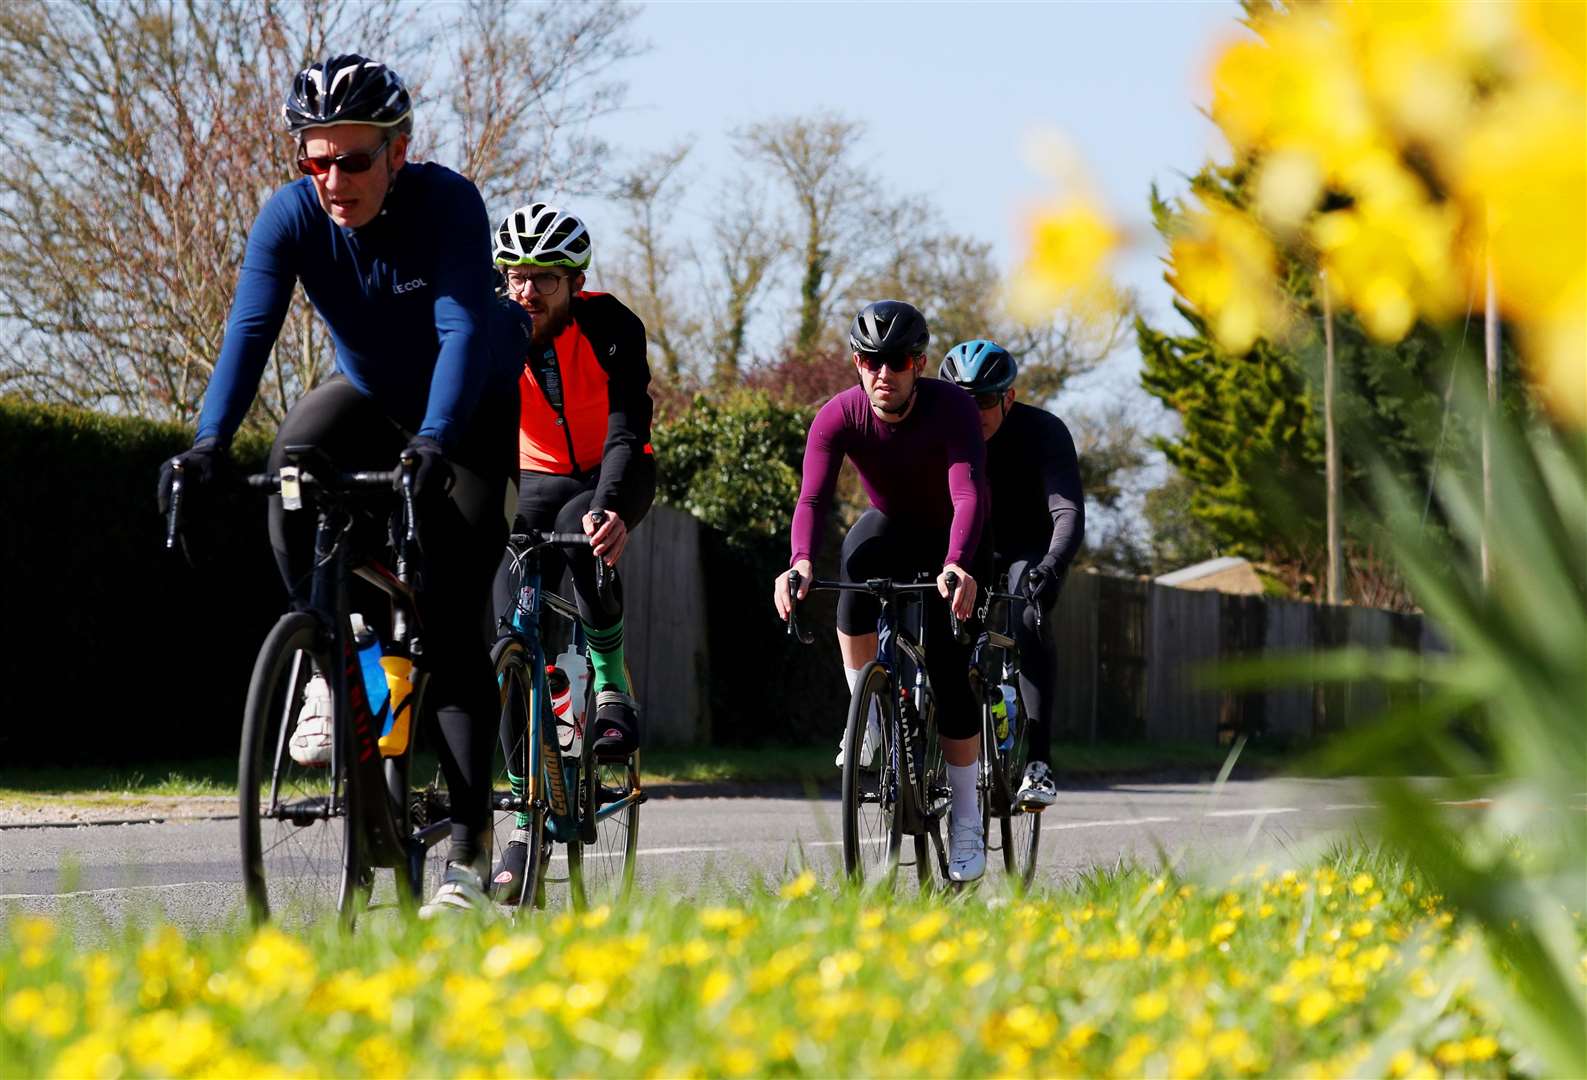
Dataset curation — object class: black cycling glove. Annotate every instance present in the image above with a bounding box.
[1023,563,1062,610]
[156,437,228,517]
[401,435,453,501]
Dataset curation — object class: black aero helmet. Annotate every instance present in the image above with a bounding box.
[939,339,1018,395]
[283,54,412,135]
[849,300,930,356]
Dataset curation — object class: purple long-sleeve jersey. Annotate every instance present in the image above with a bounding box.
[790,380,987,567]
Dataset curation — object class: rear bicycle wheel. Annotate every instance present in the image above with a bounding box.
[491,638,549,914]
[841,661,901,885]
[239,611,360,927]
[570,744,640,910]
[916,693,949,889]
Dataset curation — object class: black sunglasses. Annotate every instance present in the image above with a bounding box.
[974,392,1005,410]
[297,136,390,177]
[855,350,919,373]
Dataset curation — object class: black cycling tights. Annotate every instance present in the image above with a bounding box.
[834,509,986,740]
[268,376,517,859]
[1002,555,1059,767]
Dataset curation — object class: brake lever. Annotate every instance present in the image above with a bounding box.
[1025,569,1045,634]
[944,571,968,644]
[787,570,814,645]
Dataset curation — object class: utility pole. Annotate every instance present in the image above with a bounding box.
[1322,269,1341,605]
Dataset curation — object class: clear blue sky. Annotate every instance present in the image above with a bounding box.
[575,0,1242,333]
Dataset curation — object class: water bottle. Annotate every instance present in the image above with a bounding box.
[350,614,390,722]
[998,684,1018,751]
[554,649,590,732]
[377,654,415,757]
[547,665,578,756]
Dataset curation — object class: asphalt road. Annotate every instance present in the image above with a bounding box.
[0,777,1378,934]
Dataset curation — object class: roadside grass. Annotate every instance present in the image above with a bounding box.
[2,846,1556,1078]
[0,741,1291,809]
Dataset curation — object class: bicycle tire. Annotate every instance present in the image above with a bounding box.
[239,611,361,927]
[1001,687,1041,888]
[841,660,902,885]
[491,637,549,914]
[917,692,949,888]
[570,743,640,910]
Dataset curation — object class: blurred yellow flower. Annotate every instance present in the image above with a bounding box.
[699,969,733,1009]
[1296,988,1336,1027]
[779,870,816,900]
[1132,989,1170,1022]
[1167,199,1288,354]
[1170,1039,1209,1080]
[1009,193,1123,325]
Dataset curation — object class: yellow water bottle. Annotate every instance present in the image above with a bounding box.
[378,655,415,756]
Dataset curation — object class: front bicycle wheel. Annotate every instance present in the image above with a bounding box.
[842,661,901,885]
[492,638,549,913]
[239,611,360,927]
[1000,690,1041,888]
[570,744,640,910]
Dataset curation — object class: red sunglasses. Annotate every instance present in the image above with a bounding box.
[296,136,390,177]
[855,350,919,373]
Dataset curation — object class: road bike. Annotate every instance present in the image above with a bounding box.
[971,574,1045,887]
[492,515,643,913]
[787,571,974,890]
[167,444,450,927]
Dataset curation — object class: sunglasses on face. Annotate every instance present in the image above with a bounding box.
[975,393,1005,410]
[296,136,390,177]
[855,350,919,373]
[504,270,567,297]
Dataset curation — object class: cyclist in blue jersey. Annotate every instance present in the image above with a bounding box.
[155,54,522,917]
[939,340,1085,809]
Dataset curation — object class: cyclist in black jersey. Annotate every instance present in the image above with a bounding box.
[939,340,1084,808]
[487,203,656,902]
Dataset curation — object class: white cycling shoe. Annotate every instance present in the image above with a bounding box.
[947,812,986,883]
[835,706,881,769]
[419,853,492,919]
[1016,760,1058,808]
[288,674,333,768]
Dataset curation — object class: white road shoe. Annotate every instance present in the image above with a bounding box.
[288,674,333,768]
[948,812,986,882]
[1016,760,1058,808]
[419,856,491,919]
[835,705,881,769]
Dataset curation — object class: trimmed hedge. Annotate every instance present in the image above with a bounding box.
[0,398,280,764]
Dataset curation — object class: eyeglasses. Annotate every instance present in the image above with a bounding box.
[296,137,390,176]
[855,350,920,373]
[503,270,567,297]
[974,393,1005,410]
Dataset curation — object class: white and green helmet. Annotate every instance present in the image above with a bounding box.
[493,203,592,270]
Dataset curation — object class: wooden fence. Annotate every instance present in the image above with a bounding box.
[1048,570,1438,745]
[616,512,1439,748]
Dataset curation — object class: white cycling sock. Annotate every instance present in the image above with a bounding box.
[948,761,979,825]
[844,666,864,695]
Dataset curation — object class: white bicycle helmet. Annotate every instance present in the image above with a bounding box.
[493,203,592,270]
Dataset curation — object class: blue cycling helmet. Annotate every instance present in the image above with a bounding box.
[939,339,1017,395]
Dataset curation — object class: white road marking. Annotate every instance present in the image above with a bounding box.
[1044,815,1181,830]
[1204,807,1299,818]
[548,844,727,862]
[0,881,231,901]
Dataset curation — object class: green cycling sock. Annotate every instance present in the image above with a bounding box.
[508,769,529,830]
[583,617,629,694]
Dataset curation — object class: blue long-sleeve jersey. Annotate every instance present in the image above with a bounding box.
[196,162,514,450]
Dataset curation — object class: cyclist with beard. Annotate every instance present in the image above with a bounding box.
[772,300,992,882]
[939,340,1085,810]
[487,203,655,903]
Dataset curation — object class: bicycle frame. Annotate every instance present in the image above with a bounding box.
[498,536,643,847]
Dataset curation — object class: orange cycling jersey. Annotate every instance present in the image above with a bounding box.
[516,291,655,516]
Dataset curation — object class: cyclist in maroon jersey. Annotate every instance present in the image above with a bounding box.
[772,300,992,882]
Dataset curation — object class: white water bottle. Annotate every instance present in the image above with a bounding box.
[554,649,590,754]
